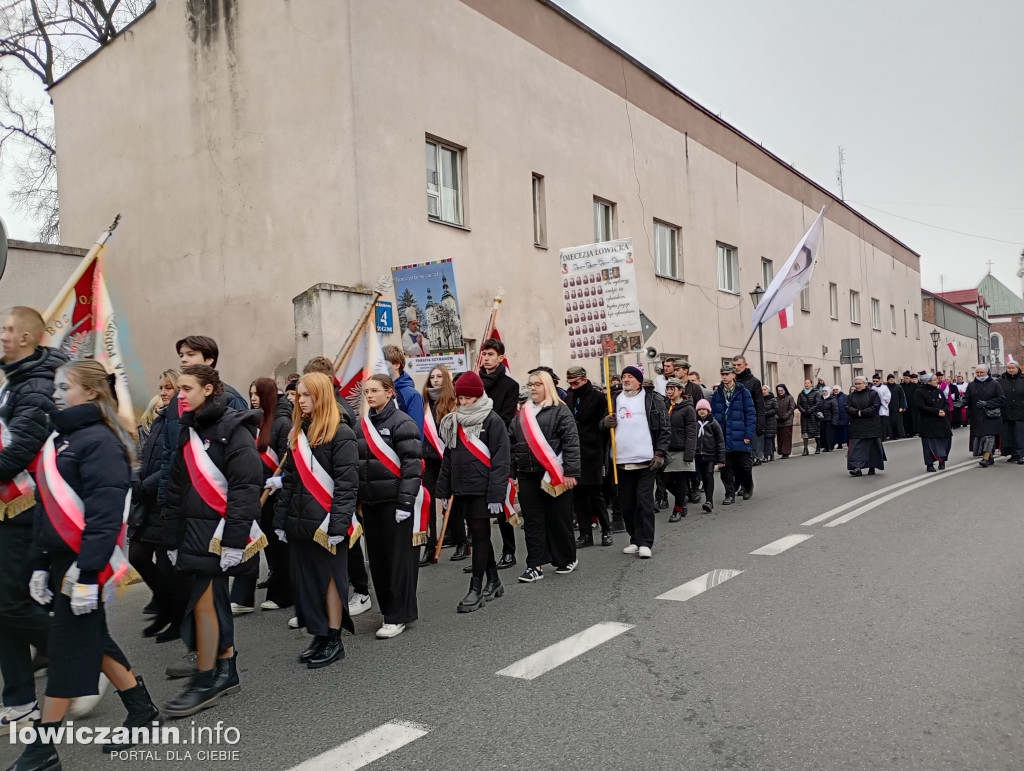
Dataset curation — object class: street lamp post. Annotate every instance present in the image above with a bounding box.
[930,328,941,373]
[750,284,766,381]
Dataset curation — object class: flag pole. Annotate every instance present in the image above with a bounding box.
[738,325,759,360]
[43,214,120,321]
[475,290,504,369]
[332,275,391,374]
[603,356,618,485]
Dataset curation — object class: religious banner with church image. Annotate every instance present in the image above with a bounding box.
[390,258,468,374]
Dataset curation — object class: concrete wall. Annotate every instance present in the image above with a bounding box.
[51,0,926,398]
[292,284,375,373]
[0,240,86,313]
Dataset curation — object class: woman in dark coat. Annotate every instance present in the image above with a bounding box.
[775,384,796,458]
[162,364,264,717]
[796,380,822,455]
[997,361,1024,462]
[356,374,423,640]
[435,371,511,612]
[664,378,697,522]
[845,376,886,476]
[14,361,161,769]
[419,365,457,566]
[832,386,849,449]
[914,372,952,471]
[965,364,1005,467]
[273,373,358,668]
[255,378,295,610]
[511,370,581,582]
[566,369,612,546]
[818,388,836,453]
[762,386,778,461]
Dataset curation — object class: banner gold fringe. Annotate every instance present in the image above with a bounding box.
[0,494,35,521]
[348,519,363,548]
[242,533,268,562]
[506,511,521,527]
[313,528,338,555]
[114,567,142,599]
[207,536,222,555]
[412,531,427,547]
[541,479,569,498]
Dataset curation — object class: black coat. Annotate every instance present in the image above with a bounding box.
[479,363,520,428]
[998,371,1024,421]
[567,381,609,485]
[736,369,765,435]
[269,396,295,468]
[797,389,823,435]
[435,411,511,503]
[915,384,953,439]
[162,399,263,576]
[511,402,582,478]
[845,388,882,439]
[132,409,167,544]
[666,399,697,462]
[274,421,359,543]
[694,417,726,463]
[763,394,779,436]
[0,346,66,526]
[887,382,907,413]
[356,400,422,511]
[965,377,1005,436]
[818,396,837,429]
[33,403,130,583]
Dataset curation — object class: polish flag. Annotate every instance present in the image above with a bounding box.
[947,341,958,356]
[778,305,794,330]
[491,327,510,372]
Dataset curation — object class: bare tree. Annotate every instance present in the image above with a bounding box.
[0,0,150,241]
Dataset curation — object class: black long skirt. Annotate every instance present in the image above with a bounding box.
[291,540,353,637]
[182,574,233,657]
[847,437,886,471]
[921,436,952,465]
[361,503,419,625]
[46,554,130,698]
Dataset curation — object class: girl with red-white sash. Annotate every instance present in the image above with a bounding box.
[435,371,511,613]
[13,361,160,769]
[356,374,423,640]
[419,364,457,566]
[272,373,358,669]
[161,364,264,718]
[510,369,582,583]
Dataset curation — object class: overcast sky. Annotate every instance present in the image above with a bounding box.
[4,1,1023,297]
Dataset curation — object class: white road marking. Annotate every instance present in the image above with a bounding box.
[286,720,429,771]
[656,569,744,602]
[750,534,814,555]
[496,622,633,680]
[801,459,976,526]
[825,463,976,527]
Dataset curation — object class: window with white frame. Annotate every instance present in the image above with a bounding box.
[761,257,774,290]
[800,287,811,312]
[871,298,881,330]
[890,304,896,334]
[904,309,908,337]
[594,198,615,242]
[426,138,463,226]
[532,174,546,247]
[718,243,739,294]
[765,361,778,390]
[850,290,861,324]
[833,366,842,389]
[654,220,680,279]
[829,283,839,319]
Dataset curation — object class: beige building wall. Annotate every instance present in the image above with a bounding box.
[51,0,924,398]
[0,240,86,312]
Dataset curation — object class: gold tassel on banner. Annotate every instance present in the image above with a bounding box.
[348,518,363,548]
[313,526,337,555]
[412,531,427,547]
[541,478,569,498]
[114,566,143,599]
[242,532,268,562]
[506,510,521,527]
[207,536,222,556]
[0,494,35,521]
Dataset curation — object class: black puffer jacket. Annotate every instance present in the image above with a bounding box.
[999,371,1024,422]
[845,388,882,439]
[480,363,520,428]
[162,399,263,576]
[269,395,294,475]
[435,410,510,503]
[33,403,129,583]
[132,409,167,544]
[274,421,359,542]
[694,416,726,463]
[0,346,66,525]
[511,402,582,478]
[736,368,765,435]
[797,389,823,436]
[567,381,609,486]
[666,399,697,462]
[356,400,422,511]
[763,393,779,437]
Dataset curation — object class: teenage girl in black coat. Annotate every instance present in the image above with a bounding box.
[419,365,457,566]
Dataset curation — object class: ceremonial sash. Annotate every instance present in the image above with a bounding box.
[35,432,129,591]
[457,425,491,467]
[256,430,280,473]
[518,405,567,496]
[294,430,362,553]
[184,428,266,561]
[503,479,519,526]
[412,459,431,547]
[423,408,445,459]
[362,414,401,477]
[0,417,37,520]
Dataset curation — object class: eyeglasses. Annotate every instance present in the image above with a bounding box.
[528,381,544,388]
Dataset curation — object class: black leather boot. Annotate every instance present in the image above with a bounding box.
[450,543,471,561]
[308,629,344,669]
[103,676,162,753]
[212,652,240,697]
[7,720,61,771]
[482,570,504,602]
[162,669,220,718]
[142,594,175,638]
[298,636,325,664]
[457,578,484,613]
[575,533,594,548]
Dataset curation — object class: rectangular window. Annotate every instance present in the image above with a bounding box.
[850,290,861,324]
[829,283,839,319]
[765,361,778,390]
[833,366,842,389]
[914,313,920,339]
[722,357,734,372]
[800,287,811,312]
[594,198,615,242]
[654,220,680,279]
[532,174,546,247]
[717,243,739,294]
[803,364,814,383]
[871,298,881,330]
[761,258,774,290]
[426,138,463,226]
[890,304,896,334]
[904,309,908,337]
[853,367,864,379]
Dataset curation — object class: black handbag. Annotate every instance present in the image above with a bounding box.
[984,406,1002,419]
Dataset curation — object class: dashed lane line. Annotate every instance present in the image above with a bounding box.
[750,534,814,555]
[496,622,634,680]
[656,569,744,602]
[286,720,429,771]
[824,464,977,527]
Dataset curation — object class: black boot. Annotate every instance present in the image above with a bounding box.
[298,636,325,664]
[668,507,683,523]
[162,669,220,719]
[418,545,434,567]
[142,595,175,638]
[575,533,594,548]
[102,676,162,753]
[482,569,504,602]
[450,543,471,561]
[308,629,343,669]
[7,720,61,771]
[211,652,240,697]
[457,578,484,613]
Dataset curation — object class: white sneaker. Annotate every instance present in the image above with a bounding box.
[230,603,255,615]
[638,546,652,559]
[375,623,405,639]
[0,702,39,736]
[260,600,281,610]
[287,616,299,629]
[622,544,639,555]
[69,674,109,718]
[348,593,372,617]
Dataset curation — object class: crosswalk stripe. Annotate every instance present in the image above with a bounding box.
[286,720,429,771]
[750,534,814,555]
[496,622,633,680]
[656,569,744,602]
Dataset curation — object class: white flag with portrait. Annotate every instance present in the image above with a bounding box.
[751,207,825,329]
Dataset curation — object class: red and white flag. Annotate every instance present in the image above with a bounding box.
[491,327,510,372]
[947,341,958,356]
[335,311,388,417]
[778,305,794,330]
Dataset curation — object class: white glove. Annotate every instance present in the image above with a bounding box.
[29,571,52,605]
[264,476,283,491]
[167,549,178,566]
[275,529,288,544]
[488,503,503,515]
[69,583,99,616]
[220,547,244,571]
[395,509,412,523]
[327,535,345,547]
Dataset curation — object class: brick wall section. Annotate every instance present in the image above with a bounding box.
[989,315,1024,368]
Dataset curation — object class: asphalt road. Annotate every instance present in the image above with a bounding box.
[3,430,1023,771]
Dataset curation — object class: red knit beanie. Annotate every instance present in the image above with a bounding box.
[455,371,485,398]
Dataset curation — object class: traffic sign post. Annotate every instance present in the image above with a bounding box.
[375,301,394,334]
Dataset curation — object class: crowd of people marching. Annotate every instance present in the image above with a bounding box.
[0,303,1017,769]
